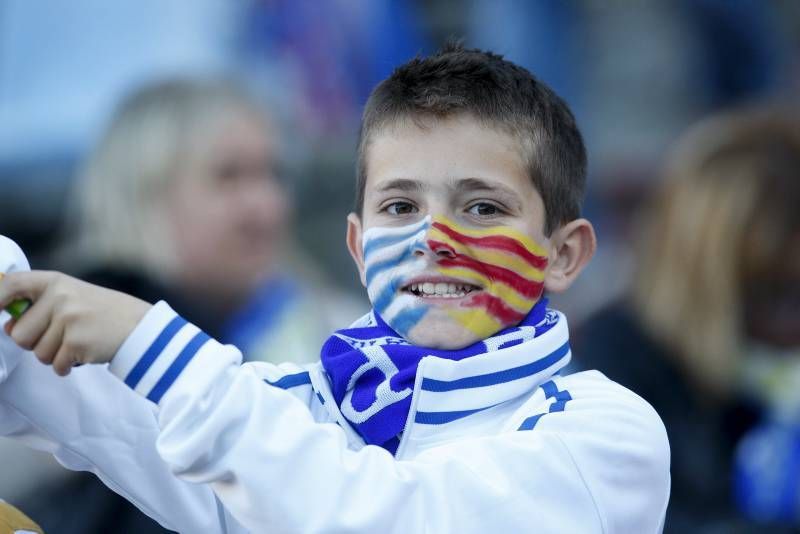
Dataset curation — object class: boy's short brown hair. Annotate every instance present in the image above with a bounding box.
[355,42,587,235]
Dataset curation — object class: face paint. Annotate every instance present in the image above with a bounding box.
[362,215,549,341]
[429,215,548,338]
[363,217,432,337]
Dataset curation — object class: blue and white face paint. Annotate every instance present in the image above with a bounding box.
[362,216,431,337]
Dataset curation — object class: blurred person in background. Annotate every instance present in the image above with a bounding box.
[574,106,800,533]
[11,78,362,533]
[59,77,362,362]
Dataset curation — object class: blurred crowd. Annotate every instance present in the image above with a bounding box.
[1,1,799,533]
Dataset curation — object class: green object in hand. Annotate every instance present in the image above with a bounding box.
[6,298,31,319]
[0,272,31,319]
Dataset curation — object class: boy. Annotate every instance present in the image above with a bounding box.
[0,44,670,533]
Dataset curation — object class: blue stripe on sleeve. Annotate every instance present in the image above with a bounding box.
[541,380,559,398]
[517,413,545,431]
[264,372,311,389]
[415,404,497,425]
[517,380,573,431]
[147,331,211,404]
[124,316,187,389]
[421,341,570,392]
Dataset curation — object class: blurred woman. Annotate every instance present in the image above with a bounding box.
[62,78,361,360]
[14,78,361,533]
[574,106,800,532]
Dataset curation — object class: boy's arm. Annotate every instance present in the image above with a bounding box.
[0,237,243,534]
[111,303,670,533]
[0,350,243,533]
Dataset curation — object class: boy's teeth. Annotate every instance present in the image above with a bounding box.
[411,281,475,297]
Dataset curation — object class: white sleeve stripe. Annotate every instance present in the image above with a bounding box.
[130,323,201,399]
[110,301,180,381]
[147,330,211,404]
[123,316,187,389]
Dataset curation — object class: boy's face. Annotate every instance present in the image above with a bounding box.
[347,115,558,349]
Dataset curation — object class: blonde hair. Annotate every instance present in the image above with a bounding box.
[63,78,266,281]
[632,107,800,395]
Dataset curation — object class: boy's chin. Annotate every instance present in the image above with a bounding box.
[405,319,483,350]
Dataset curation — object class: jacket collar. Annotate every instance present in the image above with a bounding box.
[311,309,571,450]
[409,310,571,425]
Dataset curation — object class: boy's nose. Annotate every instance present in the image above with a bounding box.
[413,239,456,258]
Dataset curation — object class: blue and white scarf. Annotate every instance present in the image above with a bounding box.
[320,298,555,452]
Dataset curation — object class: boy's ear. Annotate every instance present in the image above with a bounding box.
[543,218,597,294]
[346,213,367,287]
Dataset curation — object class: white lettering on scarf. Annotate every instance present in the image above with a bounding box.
[335,333,408,350]
[340,344,412,424]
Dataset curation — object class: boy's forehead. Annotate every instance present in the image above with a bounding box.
[369,113,517,149]
[364,116,533,198]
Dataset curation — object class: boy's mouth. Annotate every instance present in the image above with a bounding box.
[400,277,481,299]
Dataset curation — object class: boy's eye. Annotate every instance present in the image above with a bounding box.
[386,202,418,215]
[467,203,502,217]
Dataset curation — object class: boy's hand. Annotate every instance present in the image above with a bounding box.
[0,271,151,376]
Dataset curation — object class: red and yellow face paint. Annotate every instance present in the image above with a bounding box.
[427,215,548,338]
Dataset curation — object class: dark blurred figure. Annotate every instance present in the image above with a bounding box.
[14,78,361,534]
[574,107,800,533]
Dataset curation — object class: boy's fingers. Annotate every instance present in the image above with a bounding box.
[0,271,54,309]
[52,345,77,377]
[6,291,55,352]
[3,317,16,336]
[32,320,65,365]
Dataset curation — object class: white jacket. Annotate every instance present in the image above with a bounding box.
[0,236,670,533]
[0,236,243,533]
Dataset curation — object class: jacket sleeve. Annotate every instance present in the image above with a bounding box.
[0,236,243,534]
[110,302,671,534]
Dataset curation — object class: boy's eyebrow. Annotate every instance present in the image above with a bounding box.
[374,178,428,193]
[452,177,520,199]
[374,177,524,208]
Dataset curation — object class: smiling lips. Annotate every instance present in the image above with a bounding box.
[402,278,481,299]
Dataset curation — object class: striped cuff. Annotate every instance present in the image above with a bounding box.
[109,301,211,404]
